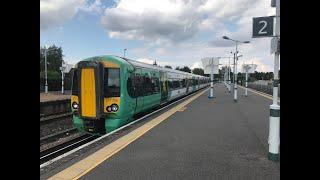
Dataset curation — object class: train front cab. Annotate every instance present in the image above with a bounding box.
[71,59,122,134]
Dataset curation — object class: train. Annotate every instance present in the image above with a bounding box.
[71,55,210,134]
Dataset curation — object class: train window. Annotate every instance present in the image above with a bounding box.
[182,79,186,88]
[71,69,78,95]
[168,79,173,90]
[152,77,160,94]
[143,75,152,95]
[127,74,137,98]
[104,68,120,97]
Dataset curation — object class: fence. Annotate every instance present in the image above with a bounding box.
[247,83,280,97]
[40,78,72,92]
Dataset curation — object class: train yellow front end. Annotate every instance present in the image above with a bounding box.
[71,56,125,134]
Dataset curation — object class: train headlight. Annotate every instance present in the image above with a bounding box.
[72,102,79,109]
[111,104,119,112]
[107,106,112,112]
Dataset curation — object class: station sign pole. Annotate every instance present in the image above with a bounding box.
[228,58,231,93]
[60,61,66,94]
[209,61,214,98]
[234,43,238,102]
[202,57,219,99]
[268,0,280,162]
[245,68,248,96]
[252,0,280,162]
[44,46,48,94]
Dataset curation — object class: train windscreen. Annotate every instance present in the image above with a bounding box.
[104,68,120,97]
[71,69,78,95]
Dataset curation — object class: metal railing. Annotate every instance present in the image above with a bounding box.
[247,83,280,97]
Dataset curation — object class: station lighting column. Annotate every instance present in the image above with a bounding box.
[60,61,66,94]
[222,36,249,102]
[227,58,230,93]
[209,60,214,98]
[268,0,280,162]
[123,48,127,58]
[245,67,248,96]
[234,49,238,102]
[228,58,231,93]
[44,45,48,94]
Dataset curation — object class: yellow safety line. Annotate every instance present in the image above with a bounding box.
[238,85,280,102]
[48,89,207,180]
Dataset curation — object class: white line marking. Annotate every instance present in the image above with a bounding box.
[40,88,209,169]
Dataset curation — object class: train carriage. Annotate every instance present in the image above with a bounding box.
[71,55,210,135]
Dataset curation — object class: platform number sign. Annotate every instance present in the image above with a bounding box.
[252,16,274,38]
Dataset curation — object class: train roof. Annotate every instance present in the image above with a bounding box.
[117,56,208,78]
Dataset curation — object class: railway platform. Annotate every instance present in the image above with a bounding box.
[40,91,71,103]
[43,83,280,180]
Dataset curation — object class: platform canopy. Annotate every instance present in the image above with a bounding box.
[201,57,219,74]
[242,64,257,73]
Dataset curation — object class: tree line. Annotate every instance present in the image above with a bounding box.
[40,45,72,91]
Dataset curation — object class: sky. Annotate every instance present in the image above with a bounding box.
[40,0,278,72]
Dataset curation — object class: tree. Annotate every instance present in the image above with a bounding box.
[179,66,191,73]
[165,65,172,69]
[237,72,245,85]
[192,68,204,76]
[40,45,64,72]
[175,66,180,70]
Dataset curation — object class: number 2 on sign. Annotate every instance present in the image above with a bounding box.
[258,20,267,34]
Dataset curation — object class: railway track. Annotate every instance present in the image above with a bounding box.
[40,112,73,124]
[40,127,78,144]
[40,134,98,165]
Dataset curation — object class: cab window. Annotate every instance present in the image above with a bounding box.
[104,68,120,97]
[71,69,78,95]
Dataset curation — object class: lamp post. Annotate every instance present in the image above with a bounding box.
[223,36,249,102]
[60,61,67,94]
[44,45,49,93]
[215,57,233,92]
[123,48,127,58]
[228,57,231,92]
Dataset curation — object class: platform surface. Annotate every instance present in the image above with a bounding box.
[40,91,71,102]
[50,84,280,180]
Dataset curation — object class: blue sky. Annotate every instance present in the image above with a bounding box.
[40,0,277,72]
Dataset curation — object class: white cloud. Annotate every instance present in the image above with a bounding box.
[101,0,262,43]
[191,62,202,69]
[40,0,85,30]
[79,0,105,14]
[41,0,277,72]
[40,0,104,31]
[240,57,271,72]
[100,0,276,72]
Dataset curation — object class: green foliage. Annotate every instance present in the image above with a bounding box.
[164,65,172,69]
[40,70,61,80]
[251,71,274,81]
[175,66,191,73]
[40,44,64,72]
[192,68,204,76]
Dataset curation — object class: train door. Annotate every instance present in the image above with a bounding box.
[186,76,189,94]
[80,68,97,118]
[197,77,200,90]
[135,68,144,113]
[160,71,168,102]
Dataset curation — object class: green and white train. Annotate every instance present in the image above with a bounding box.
[71,55,210,134]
